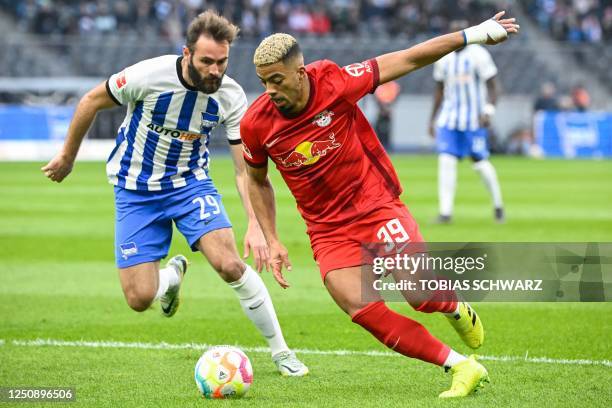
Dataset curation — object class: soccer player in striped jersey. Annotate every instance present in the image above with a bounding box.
[41,11,307,377]
[429,20,505,224]
[242,12,518,398]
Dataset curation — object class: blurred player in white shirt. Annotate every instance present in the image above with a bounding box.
[429,20,505,224]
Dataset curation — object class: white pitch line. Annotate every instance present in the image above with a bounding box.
[4,338,611,368]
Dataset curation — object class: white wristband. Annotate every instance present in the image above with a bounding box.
[463,19,508,45]
[482,103,496,117]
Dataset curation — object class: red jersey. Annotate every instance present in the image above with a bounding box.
[241,59,402,232]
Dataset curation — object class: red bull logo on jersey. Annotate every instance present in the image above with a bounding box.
[312,110,334,127]
[277,133,341,168]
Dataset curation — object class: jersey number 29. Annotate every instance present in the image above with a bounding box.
[192,195,220,220]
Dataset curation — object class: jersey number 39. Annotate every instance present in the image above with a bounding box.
[377,218,410,252]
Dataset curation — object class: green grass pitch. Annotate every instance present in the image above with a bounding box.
[0,156,611,407]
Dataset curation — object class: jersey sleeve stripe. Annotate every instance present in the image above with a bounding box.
[369,58,380,94]
[105,79,122,106]
[228,138,242,145]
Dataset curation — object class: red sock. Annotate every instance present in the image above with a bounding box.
[414,280,458,313]
[351,301,450,366]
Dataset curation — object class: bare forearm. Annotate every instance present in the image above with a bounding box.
[235,173,259,223]
[378,32,464,83]
[377,12,519,85]
[247,177,279,243]
[62,82,116,160]
[61,97,99,160]
[405,32,464,74]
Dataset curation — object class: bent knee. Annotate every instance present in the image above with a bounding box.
[123,286,155,312]
[336,298,371,317]
[211,257,245,282]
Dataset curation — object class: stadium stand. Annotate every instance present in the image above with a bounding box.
[521,0,612,92]
[0,0,610,149]
[0,0,559,95]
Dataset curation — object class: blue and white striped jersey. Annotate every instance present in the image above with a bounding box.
[433,45,497,131]
[105,55,247,191]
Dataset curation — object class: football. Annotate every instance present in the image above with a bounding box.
[194,346,253,399]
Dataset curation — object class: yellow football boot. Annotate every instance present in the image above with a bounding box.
[439,355,490,398]
[446,302,484,349]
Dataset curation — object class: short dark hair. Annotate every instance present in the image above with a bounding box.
[186,10,239,51]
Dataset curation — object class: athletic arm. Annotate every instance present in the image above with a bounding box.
[42,81,119,182]
[429,82,444,138]
[376,11,519,84]
[229,143,269,272]
[245,163,291,288]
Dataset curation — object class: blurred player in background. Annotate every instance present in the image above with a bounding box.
[374,80,401,150]
[41,10,307,376]
[242,12,518,398]
[429,20,505,224]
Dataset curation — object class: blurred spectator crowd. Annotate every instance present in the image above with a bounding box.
[523,0,612,42]
[1,0,499,41]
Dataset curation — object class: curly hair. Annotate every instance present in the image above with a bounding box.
[253,33,302,66]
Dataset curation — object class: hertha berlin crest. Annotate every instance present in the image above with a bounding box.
[312,110,334,127]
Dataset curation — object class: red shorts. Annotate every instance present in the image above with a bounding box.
[308,199,424,280]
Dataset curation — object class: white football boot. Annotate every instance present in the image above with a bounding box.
[272,351,309,376]
[160,255,188,318]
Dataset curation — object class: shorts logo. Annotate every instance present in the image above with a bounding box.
[120,242,138,260]
[116,71,127,89]
[312,110,334,127]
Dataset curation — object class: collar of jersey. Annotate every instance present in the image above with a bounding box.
[176,56,199,92]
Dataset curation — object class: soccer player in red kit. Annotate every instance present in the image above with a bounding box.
[241,12,519,397]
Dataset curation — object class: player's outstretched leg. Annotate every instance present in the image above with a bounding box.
[325,267,487,396]
[197,229,308,377]
[439,355,490,398]
[472,160,504,223]
[230,265,309,377]
[159,254,188,317]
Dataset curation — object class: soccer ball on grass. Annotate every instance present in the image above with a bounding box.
[194,346,253,399]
